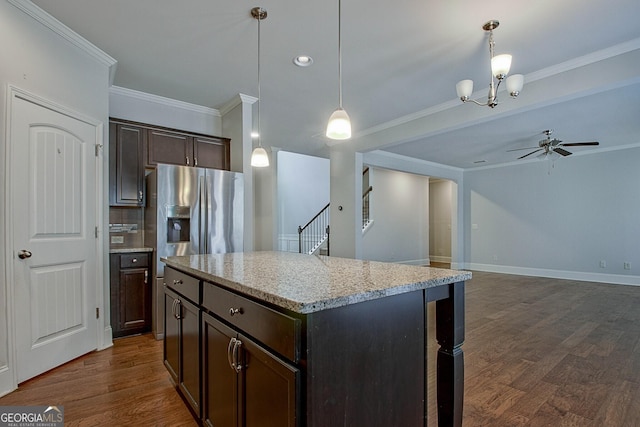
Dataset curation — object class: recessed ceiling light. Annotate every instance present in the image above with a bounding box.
[293,55,313,67]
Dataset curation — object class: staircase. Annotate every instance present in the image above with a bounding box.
[298,203,330,255]
[298,168,373,256]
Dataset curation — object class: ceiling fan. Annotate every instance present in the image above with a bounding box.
[508,130,600,160]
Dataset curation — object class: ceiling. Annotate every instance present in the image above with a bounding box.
[31,0,640,169]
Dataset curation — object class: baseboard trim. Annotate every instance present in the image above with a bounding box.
[467,263,640,286]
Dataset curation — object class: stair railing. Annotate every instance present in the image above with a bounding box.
[362,185,373,229]
[298,203,330,255]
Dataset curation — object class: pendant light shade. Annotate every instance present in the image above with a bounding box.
[251,7,269,167]
[250,146,269,167]
[326,0,351,140]
[326,107,351,140]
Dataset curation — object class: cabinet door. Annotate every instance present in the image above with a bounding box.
[164,288,180,384]
[109,122,145,206]
[147,129,192,166]
[118,267,150,333]
[202,312,239,427]
[193,136,230,170]
[179,297,201,418]
[241,334,300,427]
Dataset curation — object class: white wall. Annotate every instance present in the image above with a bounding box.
[429,180,453,263]
[0,0,113,396]
[464,146,640,284]
[277,151,330,252]
[362,168,430,265]
[110,86,222,136]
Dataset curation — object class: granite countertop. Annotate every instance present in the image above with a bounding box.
[162,251,471,314]
[109,247,154,254]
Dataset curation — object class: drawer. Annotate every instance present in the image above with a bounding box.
[165,267,200,304]
[203,282,301,363]
[120,253,149,269]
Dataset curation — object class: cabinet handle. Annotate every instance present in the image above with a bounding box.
[132,258,137,263]
[227,337,237,372]
[194,157,198,167]
[233,339,243,373]
[229,307,243,317]
[174,299,182,320]
[173,279,183,286]
[227,337,243,373]
[139,191,143,202]
[144,270,148,284]
[186,156,190,166]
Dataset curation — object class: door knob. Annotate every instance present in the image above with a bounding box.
[18,250,32,259]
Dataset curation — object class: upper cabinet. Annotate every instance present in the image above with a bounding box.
[109,119,231,207]
[147,128,230,170]
[109,121,146,207]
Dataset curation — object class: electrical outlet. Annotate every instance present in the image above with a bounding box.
[493,255,498,262]
[599,260,606,268]
[624,262,631,270]
[111,235,124,244]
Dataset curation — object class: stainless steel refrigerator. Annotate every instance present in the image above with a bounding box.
[145,164,244,338]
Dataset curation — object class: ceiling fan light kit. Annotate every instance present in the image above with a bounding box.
[508,129,600,160]
[456,20,524,108]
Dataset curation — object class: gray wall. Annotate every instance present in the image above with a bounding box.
[464,147,640,284]
[429,179,453,263]
[362,168,430,265]
[277,151,330,251]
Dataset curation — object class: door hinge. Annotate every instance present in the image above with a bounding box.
[95,226,99,238]
[96,307,99,319]
[95,144,103,157]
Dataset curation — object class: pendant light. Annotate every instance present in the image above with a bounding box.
[326,0,351,140]
[251,7,269,167]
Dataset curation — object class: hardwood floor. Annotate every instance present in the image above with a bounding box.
[0,333,197,426]
[2,271,640,426]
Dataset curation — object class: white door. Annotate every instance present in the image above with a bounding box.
[11,94,99,383]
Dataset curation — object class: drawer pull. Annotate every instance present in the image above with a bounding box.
[173,279,183,286]
[229,307,243,317]
[132,258,137,263]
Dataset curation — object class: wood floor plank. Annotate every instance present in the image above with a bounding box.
[3,271,640,426]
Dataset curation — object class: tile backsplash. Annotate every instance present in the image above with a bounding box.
[109,207,144,248]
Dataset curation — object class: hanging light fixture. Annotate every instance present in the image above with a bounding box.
[250,7,269,167]
[326,0,351,140]
[456,20,524,108]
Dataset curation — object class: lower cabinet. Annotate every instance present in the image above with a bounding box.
[202,312,299,427]
[164,287,201,418]
[110,252,151,338]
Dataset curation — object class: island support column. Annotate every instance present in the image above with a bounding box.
[435,281,465,427]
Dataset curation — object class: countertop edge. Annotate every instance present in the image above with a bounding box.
[162,254,472,314]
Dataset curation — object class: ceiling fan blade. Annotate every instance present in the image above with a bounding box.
[553,147,572,156]
[518,149,543,159]
[560,142,600,146]
[507,146,539,152]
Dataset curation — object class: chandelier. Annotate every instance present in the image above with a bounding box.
[456,20,523,108]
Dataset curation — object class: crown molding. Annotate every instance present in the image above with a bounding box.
[110,86,221,117]
[8,0,117,84]
[219,93,258,116]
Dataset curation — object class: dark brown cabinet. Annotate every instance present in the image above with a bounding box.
[147,128,230,170]
[109,121,145,206]
[164,269,202,419]
[110,252,152,338]
[201,311,299,427]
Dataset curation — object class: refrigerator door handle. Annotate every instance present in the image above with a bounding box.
[199,174,207,254]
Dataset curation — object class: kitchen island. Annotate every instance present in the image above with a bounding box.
[162,251,471,427]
